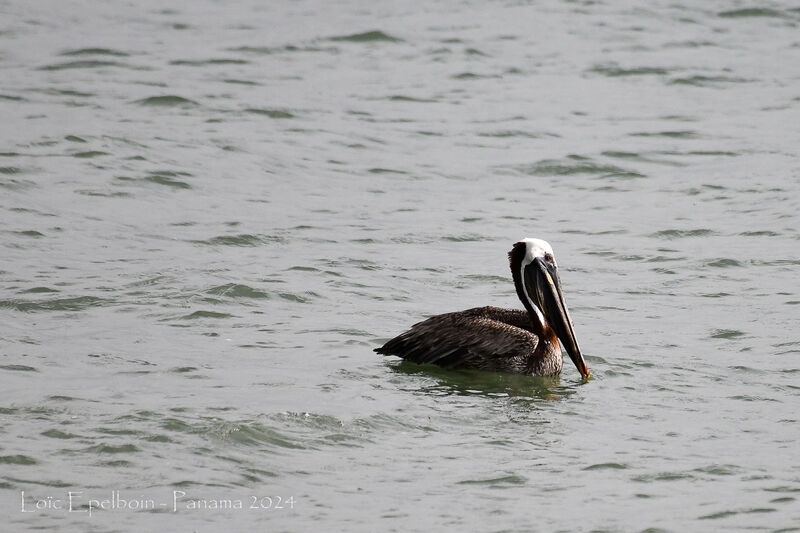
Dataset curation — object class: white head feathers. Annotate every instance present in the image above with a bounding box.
[520,238,557,267]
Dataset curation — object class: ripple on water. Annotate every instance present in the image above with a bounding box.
[365,169,404,177]
[632,471,695,482]
[85,443,140,454]
[329,30,402,43]
[509,155,644,178]
[205,283,270,299]
[60,47,130,57]
[630,130,700,138]
[384,95,436,103]
[456,474,527,486]
[717,8,787,18]
[0,364,38,372]
[244,107,295,119]
[0,455,37,465]
[0,296,105,312]
[114,170,193,189]
[227,44,340,55]
[668,75,752,87]
[38,60,127,70]
[12,230,45,238]
[41,429,80,440]
[589,64,670,77]
[72,150,109,159]
[710,329,745,339]
[191,234,284,246]
[177,310,235,320]
[583,462,629,471]
[650,229,716,239]
[477,129,559,139]
[169,58,248,66]
[699,507,777,520]
[693,464,740,477]
[134,95,199,107]
[739,230,780,237]
[705,258,742,268]
[222,78,260,86]
[451,71,500,80]
[277,291,317,303]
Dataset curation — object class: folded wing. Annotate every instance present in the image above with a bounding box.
[375,306,537,372]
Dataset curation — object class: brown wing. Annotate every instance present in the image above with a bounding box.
[375,306,538,372]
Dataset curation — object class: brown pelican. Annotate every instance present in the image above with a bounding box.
[375,238,589,378]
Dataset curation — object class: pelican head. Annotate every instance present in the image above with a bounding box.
[509,238,589,378]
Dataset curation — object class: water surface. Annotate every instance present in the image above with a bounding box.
[1,0,799,531]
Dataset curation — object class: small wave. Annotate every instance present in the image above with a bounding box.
[589,64,669,77]
[668,75,752,87]
[142,176,189,188]
[632,471,695,482]
[192,234,283,246]
[699,507,776,520]
[711,329,745,339]
[0,455,37,465]
[39,60,125,70]
[718,8,786,18]
[0,364,38,372]
[60,48,129,57]
[630,130,699,138]
[386,95,436,103]
[584,462,629,471]
[141,170,193,189]
[451,71,500,80]
[19,287,58,294]
[705,258,742,268]
[329,30,401,43]
[693,464,740,476]
[478,129,558,139]
[442,234,490,242]
[222,78,260,86]
[134,95,198,107]
[513,155,643,178]
[457,475,527,486]
[41,429,80,439]
[0,296,105,312]
[169,58,248,66]
[85,444,140,454]
[687,151,739,157]
[178,310,234,320]
[244,107,294,119]
[206,283,270,299]
[169,367,198,373]
[72,150,109,158]
[664,40,718,48]
[368,167,407,174]
[13,230,44,238]
[650,229,715,239]
[228,45,339,54]
[465,47,488,56]
[277,292,316,303]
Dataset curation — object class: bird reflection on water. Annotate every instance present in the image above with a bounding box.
[390,360,582,402]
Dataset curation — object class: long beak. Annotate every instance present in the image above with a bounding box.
[524,258,589,378]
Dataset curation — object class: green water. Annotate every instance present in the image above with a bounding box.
[1,0,799,531]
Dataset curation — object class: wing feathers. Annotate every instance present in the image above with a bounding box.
[375,307,537,372]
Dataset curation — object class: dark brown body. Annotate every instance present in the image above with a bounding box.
[375,306,563,376]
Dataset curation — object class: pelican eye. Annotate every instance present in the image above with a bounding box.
[544,253,554,263]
